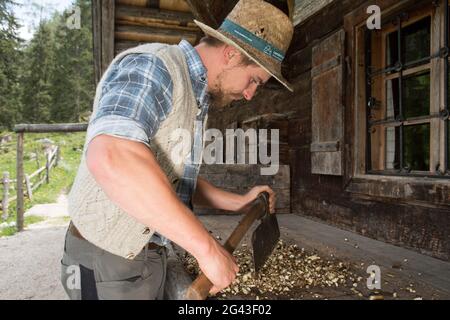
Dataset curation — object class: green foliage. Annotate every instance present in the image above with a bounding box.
[0,0,23,130]
[21,21,54,123]
[0,0,95,128]
[50,0,94,122]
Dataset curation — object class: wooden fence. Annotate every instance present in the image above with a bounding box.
[0,146,60,221]
[0,123,88,231]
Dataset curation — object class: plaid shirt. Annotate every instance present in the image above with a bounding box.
[86,40,210,246]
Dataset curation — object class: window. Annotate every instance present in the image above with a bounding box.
[363,3,449,177]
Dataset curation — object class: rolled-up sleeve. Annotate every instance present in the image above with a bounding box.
[86,53,173,148]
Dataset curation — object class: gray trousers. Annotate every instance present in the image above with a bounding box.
[60,228,167,300]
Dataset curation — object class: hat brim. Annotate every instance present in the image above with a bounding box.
[194,20,293,92]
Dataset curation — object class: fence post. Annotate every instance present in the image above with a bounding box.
[46,151,51,184]
[16,132,24,232]
[2,172,9,221]
[25,174,32,200]
[55,146,60,167]
[35,147,41,177]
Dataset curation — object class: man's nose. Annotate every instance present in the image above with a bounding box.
[243,85,257,101]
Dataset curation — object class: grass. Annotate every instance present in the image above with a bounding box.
[0,131,86,237]
[0,215,46,237]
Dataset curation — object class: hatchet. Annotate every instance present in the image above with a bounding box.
[185,192,280,300]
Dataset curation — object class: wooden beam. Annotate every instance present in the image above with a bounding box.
[14,123,88,133]
[116,0,191,12]
[92,0,102,84]
[92,0,115,83]
[16,133,24,232]
[115,5,199,31]
[101,0,115,74]
[115,25,198,44]
[115,38,198,55]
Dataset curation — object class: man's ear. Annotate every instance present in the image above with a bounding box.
[223,45,239,66]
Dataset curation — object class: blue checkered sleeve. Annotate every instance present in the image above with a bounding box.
[86,53,174,148]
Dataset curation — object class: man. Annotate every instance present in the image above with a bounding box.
[61,0,294,300]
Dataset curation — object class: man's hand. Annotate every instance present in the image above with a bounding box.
[195,239,239,295]
[243,185,276,214]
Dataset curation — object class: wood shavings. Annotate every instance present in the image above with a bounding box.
[181,240,361,299]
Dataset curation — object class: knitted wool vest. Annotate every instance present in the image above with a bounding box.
[68,43,199,259]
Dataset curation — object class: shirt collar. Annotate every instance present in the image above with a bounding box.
[178,39,210,111]
[178,39,207,83]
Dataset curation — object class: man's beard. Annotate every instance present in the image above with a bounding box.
[207,70,241,108]
[208,86,232,108]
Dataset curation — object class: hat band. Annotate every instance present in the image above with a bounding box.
[219,19,285,62]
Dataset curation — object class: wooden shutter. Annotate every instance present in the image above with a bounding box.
[310,29,345,176]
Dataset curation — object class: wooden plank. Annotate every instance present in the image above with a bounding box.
[293,0,336,26]
[160,0,191,12]
[16,133,24,232]
[116,0,191,12]
[32,176,46,192]
[92,0,102,85]
[101,0,115,75]
[25,175,32,200]
[29,166,46,180]
[311,55,341,78]
[116,0,150,7]
[14,123,88,133]
[115,25,199,44]
[310,141,340,152]
[46,152,51,184]
[115,5,198,31]
[347,177,450,208]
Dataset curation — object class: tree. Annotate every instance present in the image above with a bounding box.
[0,0,23,129]
[20,20,54,123]
[50,0,94,122]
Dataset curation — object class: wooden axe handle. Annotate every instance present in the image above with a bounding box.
[185,192,269,300]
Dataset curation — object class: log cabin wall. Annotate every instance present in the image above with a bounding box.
[92,0,203,83]
[206,0,450,261]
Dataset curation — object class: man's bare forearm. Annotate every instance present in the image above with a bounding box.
[193,177,248,212]
[86,135,214,259]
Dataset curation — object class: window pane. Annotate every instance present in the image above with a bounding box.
[386,16,431,66]
[386,72,430,119]
[385,126,400,169]
[386,31,398,68]
[404,124,430,171]
[386,78,399,119]
[403,72,430,118]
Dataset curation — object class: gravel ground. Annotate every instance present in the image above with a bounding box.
[0,200,69,300]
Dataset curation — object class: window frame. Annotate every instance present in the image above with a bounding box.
[366,4,445,176]
[343,0,450,208]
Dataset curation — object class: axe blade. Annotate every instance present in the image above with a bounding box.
[251,213,280,273]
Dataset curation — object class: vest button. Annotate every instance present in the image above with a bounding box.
[126,253,135,260]
[143,227,151,235]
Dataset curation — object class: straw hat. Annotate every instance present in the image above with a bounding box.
[194,0,294,92]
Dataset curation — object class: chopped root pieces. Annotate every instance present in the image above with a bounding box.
[181,240,362,300]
